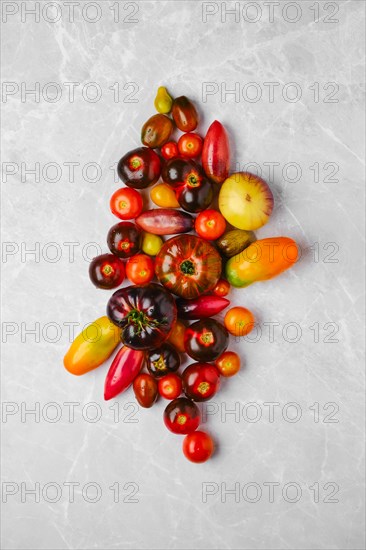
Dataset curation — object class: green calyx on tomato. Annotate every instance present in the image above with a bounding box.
[180,260,196,276]
[126,308,167,337]
[186,172,200,188]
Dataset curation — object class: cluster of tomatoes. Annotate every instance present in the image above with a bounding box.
[87,88,257,463]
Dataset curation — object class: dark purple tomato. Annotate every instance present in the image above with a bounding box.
[162,159,212,213]
[163,397,200,434]
[182,363,221,402]
[107,222,142,259]
[117,147,161,189]
[147,343,181,378]
[89,253,125,289]
[184,319,229,361]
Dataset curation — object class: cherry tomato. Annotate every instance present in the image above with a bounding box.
[126,254,155,285]
[163,397,200,434]
[141,232,163,256]
[147,343,181,378]
[89,253,125,290]
[184,319,228,362]
[212,279,230,297]
[224,307,255,337]
[183,431,214,463]
[182,362,220,401]
[150,183,180,208]
[158,373,182,400]
[215,351,241,377]
[161,141,179,160]
[133,373,158,408]
[167,320,186,353]
[110,188,143,220]
[178,133,203,159]
[107,222,142,259]
[195,209,226,241]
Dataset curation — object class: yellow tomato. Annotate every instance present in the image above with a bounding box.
[150,183,180,208]
[141,232,163,256]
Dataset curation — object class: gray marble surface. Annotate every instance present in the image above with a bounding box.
[1,1,365,549]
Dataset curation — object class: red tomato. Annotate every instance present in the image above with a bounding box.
[126,254,155,285]
[183,431,214,463]
[161,141,179,160]
[212,279,230,297]
[158,373,182,400]
[195,209,226,240]
[178,133,203,159]
[110,188,143,220]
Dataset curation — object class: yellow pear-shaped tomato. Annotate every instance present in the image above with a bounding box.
[154,86,173,114]
[141,232,163,256]
[219,172,274,230]
[150,183,180,208]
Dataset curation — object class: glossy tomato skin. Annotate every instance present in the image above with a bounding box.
[107,222,142,259]
[110,188,143,220]
[141,114,174,148]
[172,96,198,132]
[195,209,226,241]
[161,141,179,160]
[182,363,220,401]
[212,279,231,297]
[224,307,255,337]
[107,283,177,350]
[162,159,213,213]
[183,431,214,463]
[178,133,203,159]
[163,397,200,434]
[158,373,182,400]
[215,351,241,377]
[126,254,155,285]
[133,373,158,408]
[184,319,229,361]
[118,147,161,189]
[147,343,181,378]
[155,235,222,299]
[150,183,180,208]
[176,296,230,319]
[89,254,125,289]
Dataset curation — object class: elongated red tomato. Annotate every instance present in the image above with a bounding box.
[202,120,230,184]
[104,346,145,400]
[176,296,230,319]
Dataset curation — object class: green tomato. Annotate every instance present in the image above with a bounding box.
[142,232,163,256]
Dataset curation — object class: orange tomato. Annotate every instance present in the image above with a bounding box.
[150,183,180,208]
[126,254,155,285]
[215,351,241,377]
[224,307,255,337]
[212,278,230,297]
[167,319,186,352]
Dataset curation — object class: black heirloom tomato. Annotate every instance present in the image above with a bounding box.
[184,319,229,361]
[147,343,181,378]
[118,147,161,189]
[107,222,142,259]
[107,283,177,350]
[162,159,212,213]
[155,235,222,299]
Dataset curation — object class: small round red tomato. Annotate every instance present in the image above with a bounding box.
[184,319,228,362]
[212,278,230,297]
[126,254,154,285]
[110,188,143,220]
[182,363,220,401]
[215,351,241,377]
[164,397,200,434]
[89,253,125,289]
[195,209,226,241]
[161,141,179,160]
[178,133,203,159]
[158,374,182,400]
[133,374,158,408]
[183,431,214,463]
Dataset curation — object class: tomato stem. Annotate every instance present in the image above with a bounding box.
[180,260,195,276]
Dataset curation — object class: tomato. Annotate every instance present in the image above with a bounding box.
[202,120,230,185]
[133,373,158,408]
[155,235,222,299]
[176,296,230,319]
[215,351,241,377]
[147,343,181,378]
[150,183,180,208]
[136,209,194,235]
[167,320,186,353]
[118,147,161,189]
[154,86,173,114]
[162,158,212,213]
[158,373,182,400]
[141,232,163,256]
[182,363,220,401]
[183,431,214,463]
[126,254,155,285]
[89,253,125,290]
[107,283,177,350]
[161,141,179,160]
[171,96,198,132]
[107,222,142,259]
[212,279,230,297]
[104,346,145,400]
[195,209,226,240]
[163,397,200,434]
[178,133,203,159]
[110,188,143,220]
[184,319,228,361]
[224,307,255,337]
[141,114,174,148]
[216,229,255,258]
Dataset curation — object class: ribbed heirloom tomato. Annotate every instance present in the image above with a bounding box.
[110,188,143,220]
